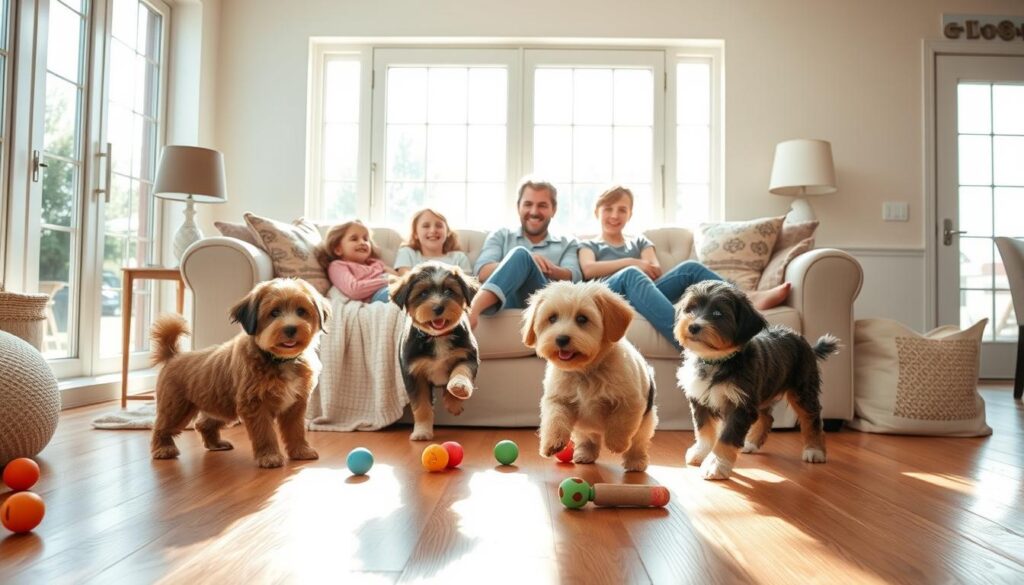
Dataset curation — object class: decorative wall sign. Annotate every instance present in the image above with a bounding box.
[942,14,1024,41]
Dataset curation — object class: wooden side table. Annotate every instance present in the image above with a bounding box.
[121,267,185,408]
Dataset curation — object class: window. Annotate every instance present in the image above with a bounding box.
[308,42,719,234]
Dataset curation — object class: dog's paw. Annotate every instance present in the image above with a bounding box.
[622,454,649,472]
[288,445,319,460]
[699,453,733,480]
[410,425,434,441]
[572,443,599,464]
[204,440,234,451]
[446,376,473,400]
[152,446,180,460]
[604,435,631,454]
[685,442,711,466]
[443,393,465,416]
[256,453,285,468]
[741,441,760,454]
[802,448,827,463]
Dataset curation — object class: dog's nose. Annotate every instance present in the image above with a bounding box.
[688,323,702,335]
[556,335,571,348]
[283,325,298,338]
[432,304,445,317]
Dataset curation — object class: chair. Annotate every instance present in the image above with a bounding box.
[994,237,1024,400]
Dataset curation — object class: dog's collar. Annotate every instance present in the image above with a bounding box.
[261,350,300,364]
[696,350,740,366]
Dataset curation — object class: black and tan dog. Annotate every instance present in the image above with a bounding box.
[150,278,331,468]
[674,280,838,480]
[390,261,481,441]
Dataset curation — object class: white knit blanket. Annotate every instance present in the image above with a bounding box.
[305,289,409,431]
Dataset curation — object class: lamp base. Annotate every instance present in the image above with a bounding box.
[787,197,817,222]
[172,198,203,262]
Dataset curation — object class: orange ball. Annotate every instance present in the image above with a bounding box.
[421,444,449,472]
[1,491,45,533]
[3,458,40,491]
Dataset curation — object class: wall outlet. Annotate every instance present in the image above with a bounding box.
[883,201,909,222]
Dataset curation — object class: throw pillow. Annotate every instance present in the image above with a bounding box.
[756,218,819,290]
[213,221,260,247]
[243,212,330,294]
[696,216,783,290]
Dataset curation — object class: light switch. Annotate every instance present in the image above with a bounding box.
[883,201,909,222]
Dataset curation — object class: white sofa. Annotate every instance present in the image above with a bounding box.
[181,226,863,430]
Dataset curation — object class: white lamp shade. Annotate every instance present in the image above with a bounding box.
[769,139,837,196]
[153,145,227,203]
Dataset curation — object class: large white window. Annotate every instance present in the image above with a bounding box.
[308,42,720,234]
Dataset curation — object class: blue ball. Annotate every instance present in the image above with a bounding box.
[346,447,374,475]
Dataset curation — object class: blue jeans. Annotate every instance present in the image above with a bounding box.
[604,261,722,351]
[370,285,390,303]
[480,247,551,312]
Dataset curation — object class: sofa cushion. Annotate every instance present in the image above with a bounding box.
[213,220,260,246]
[473,309,534,359]
[244,212,331,294]
[757,219,819,290]
[696,216,783,290]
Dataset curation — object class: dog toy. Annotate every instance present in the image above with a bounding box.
[422,444,449,472]
[441,441,463,468]
[3,457,40,491]
[554,441,574,463]
[346,448,374,476]
[0,491,45,533]
[558,477,670,509]
[493,440,518,465]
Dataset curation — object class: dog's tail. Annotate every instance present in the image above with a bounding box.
[151,314,190,366]
[812,334,840,360]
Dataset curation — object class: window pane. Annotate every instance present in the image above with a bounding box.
[614,69,653,126]
[533,125,572,182]
[468,68,506,124]
[992,84,1024,134]
[425,182,466,219]
[112,0,138,49]
[994,187,1024,237]
[959,237,992,288]
[958,186,991,237]
[323,123,358,181]
[41,160,78,227]
[44,75,79,158]
[108,104,132,174]
[993,136,1024,186]
[677,125,710,184]
[957,84,990,134]
[38,229,73,358]
[573,69,612,125]
[384,182,424,225]
[628,183,655,232]
[573,126,612,183]
[426,124,467,181]
[466,183,506,232]
[387,68,427,124]
[995,290,1017,341]
[677,183,710,226]
[109,41,134,108]
[613,126,652,183]
[677,63,710,125]
[534,68,572,124]
[48,1,82,83]
[323,181,357,220]
[427,68,467,124]
[958,135,991,186]
[385,124,426,181]
[324,60,360,124]
[467,125,506,182]
[960,289,994,340]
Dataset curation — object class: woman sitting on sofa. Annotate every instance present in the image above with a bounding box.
[579,185,790,350]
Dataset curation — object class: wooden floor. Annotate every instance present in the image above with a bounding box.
[1,384,1022,584]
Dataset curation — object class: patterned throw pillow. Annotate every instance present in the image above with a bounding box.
[696,216,783,290]
[213,221,260,246]
[243,212,330,294]
[756,219,819,290]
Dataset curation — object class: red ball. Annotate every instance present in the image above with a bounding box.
[3,458,40,491]
[1,491,45,533]
[555,441,575,463]
[442,441,464,468]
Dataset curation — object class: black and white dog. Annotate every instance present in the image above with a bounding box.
[674,280,839,480]
[390,261,480,441]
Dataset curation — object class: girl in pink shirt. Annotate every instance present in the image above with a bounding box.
[317,220,398,302]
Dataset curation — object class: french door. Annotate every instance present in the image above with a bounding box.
[16,0,168,379]
[935,54,1024,378]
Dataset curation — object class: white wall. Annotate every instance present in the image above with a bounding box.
[203,0,1022,326]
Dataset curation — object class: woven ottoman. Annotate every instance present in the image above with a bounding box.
[0,330,61,466]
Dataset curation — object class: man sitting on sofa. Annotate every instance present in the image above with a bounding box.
[468,178,582,329]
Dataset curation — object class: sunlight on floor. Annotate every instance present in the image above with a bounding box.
[904,469,1021,521]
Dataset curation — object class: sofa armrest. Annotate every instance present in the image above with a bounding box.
[783,248,864,421]
[180,237,274,349]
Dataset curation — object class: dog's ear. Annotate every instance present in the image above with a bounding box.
[594,286,634,344]
[733,291,768,345]
[389,271,414,309]
[314,289,332,334]
[230,286,262,335]
[452,267,480,305]
[521,290,543,348]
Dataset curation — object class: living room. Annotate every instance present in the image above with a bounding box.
[0,0,1022,582]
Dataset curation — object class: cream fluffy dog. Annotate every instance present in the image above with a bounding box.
[522,281,658,472]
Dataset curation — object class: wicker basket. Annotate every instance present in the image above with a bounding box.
[0,286,49,351]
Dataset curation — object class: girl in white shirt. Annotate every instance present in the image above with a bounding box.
[395,208,473,275]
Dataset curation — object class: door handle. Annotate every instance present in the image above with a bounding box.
[942,218,966,246]
[94,143,112,203]
[32,150,48,183]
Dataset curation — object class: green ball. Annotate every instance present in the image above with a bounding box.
[493,440,519,465]
[559,477,594,509]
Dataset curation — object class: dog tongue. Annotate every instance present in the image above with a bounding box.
[431,319,447,330]
[558,350,575,361]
